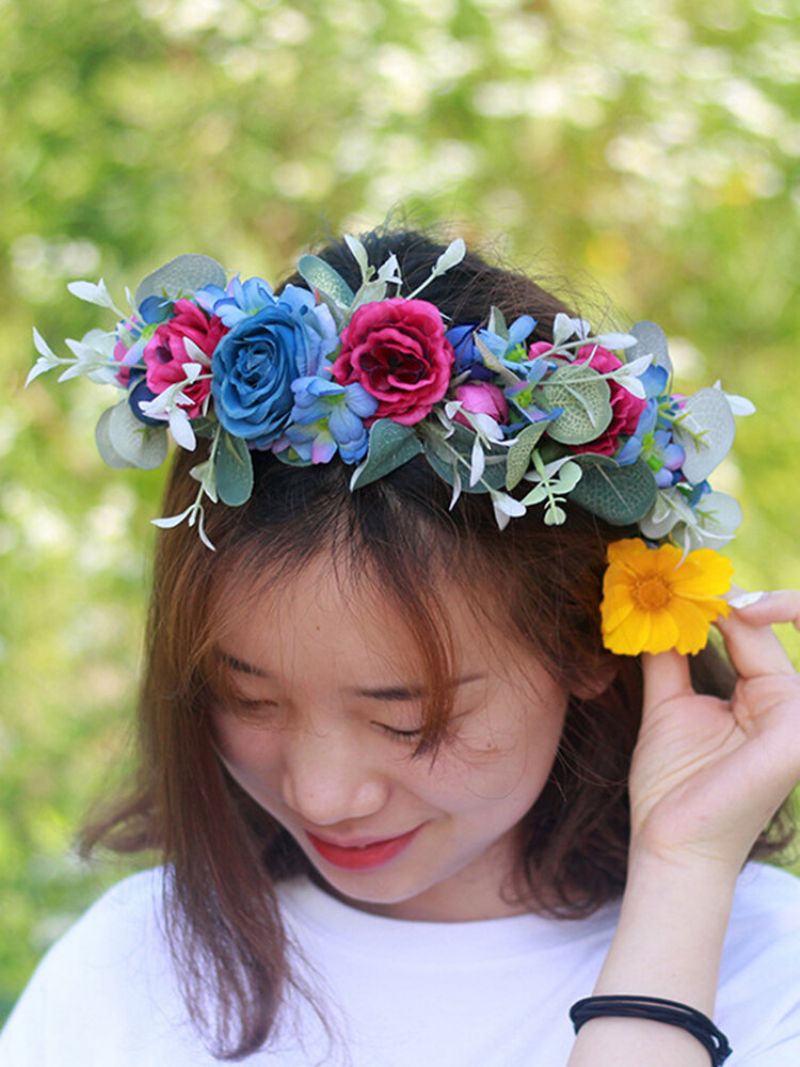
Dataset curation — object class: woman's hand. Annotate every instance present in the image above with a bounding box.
[627,589,800,873]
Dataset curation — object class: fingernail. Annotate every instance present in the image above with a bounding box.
[728,591,766,609]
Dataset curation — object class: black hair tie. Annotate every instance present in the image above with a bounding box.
[569,994,732,1065]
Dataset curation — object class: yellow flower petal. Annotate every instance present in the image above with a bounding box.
[606,538,650,573]
[671,552,733,598]
[600,582,637,632]
[641,609,681,654]
[666,596,713,655]
[604,606,652,656]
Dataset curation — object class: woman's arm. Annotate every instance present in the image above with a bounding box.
[567,590,800,1066]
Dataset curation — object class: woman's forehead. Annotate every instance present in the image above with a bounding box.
[212,550,533,687]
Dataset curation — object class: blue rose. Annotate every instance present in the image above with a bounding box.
[211,303,310,448]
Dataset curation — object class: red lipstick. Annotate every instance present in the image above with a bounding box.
[305,826,422,870]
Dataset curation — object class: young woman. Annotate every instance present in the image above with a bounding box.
[3,229,800,1065]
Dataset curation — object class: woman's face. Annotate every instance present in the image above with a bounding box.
[212,555,569,921]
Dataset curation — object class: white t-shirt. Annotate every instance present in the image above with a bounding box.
[2,862,799,1066]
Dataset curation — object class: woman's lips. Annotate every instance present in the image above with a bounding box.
[305,826,422,870]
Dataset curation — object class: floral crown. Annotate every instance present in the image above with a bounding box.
[28,236,753,656]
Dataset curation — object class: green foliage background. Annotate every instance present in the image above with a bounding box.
[1,0,798,1023]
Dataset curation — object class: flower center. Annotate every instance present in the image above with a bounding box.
[632,574,673,612]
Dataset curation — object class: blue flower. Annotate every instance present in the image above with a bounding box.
[446,323,493,381]
[287,375,378,463]
[614,365,675,467]
[212,301,314,449]
[446,315,537,382]
[137,295,173,326]
[196,275,275,327]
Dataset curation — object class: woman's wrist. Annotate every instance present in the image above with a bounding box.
[599,851,739,1004]
[565,854,740,1065]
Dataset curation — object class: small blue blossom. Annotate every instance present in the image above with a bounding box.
[196,275,275,327]
[446,315,537,382]
[446,323,492,381]
[687,479,712,508]
[505,379,560,425]
[287,375,378,464]
[137,295,173,326]
[614,365,677,467]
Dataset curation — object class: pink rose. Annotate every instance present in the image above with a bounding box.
[330,298,455,426]
[567,344,647,456]
[454,382,508,427]
[144,300,228,419]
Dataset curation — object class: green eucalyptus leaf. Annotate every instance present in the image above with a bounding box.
[351,419,423,489]
[552,460,583,494]
[672,387,735,482]
[629,320,672,378]
[297,255,355,306]
[134,254,227,309]
[536,364,612,445]
[214,431,254,506]
[505,422,547,490]
[569,456,657,525]
[105,399,168,469]
[95,406,135,470]
[191,417,217,439]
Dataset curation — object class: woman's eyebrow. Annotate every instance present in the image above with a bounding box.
[218,652,273,679]
[350,674,486,701]
[218,652,486,699]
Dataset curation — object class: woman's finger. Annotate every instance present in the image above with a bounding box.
[641,650,692,720]
[714,590,798,680]
[726,589,800,630]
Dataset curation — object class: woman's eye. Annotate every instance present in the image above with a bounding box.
[231,698,280,720]
[375,722,423,743]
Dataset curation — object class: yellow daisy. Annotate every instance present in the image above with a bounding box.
[600,538,733,656]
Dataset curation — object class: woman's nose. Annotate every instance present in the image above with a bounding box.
[280,725,389,827]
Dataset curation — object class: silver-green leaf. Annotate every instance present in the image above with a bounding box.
[628,321,672,378]
[350,419,423,489]
[672,387,735,482]
[215,431,254,506]
[297,255,355,307]
[134,254,227,309]
[505,422,547,490]
[569,456,657,525]
[99,400,168,470]
[536,364,612,445]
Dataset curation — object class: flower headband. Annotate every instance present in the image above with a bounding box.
[28,237,753,656]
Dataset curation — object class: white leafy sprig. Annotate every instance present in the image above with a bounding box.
[422,421,507,510]
[151,423,223,550]
[136,364,211,451]
[441,400,509,488]
[489,490,527,531]
[712,380,756,417]
[67,278,127,318]
[405,239,466,299]
[26,326,124,388]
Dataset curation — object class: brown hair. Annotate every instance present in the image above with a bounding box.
[82,228,795,1060]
